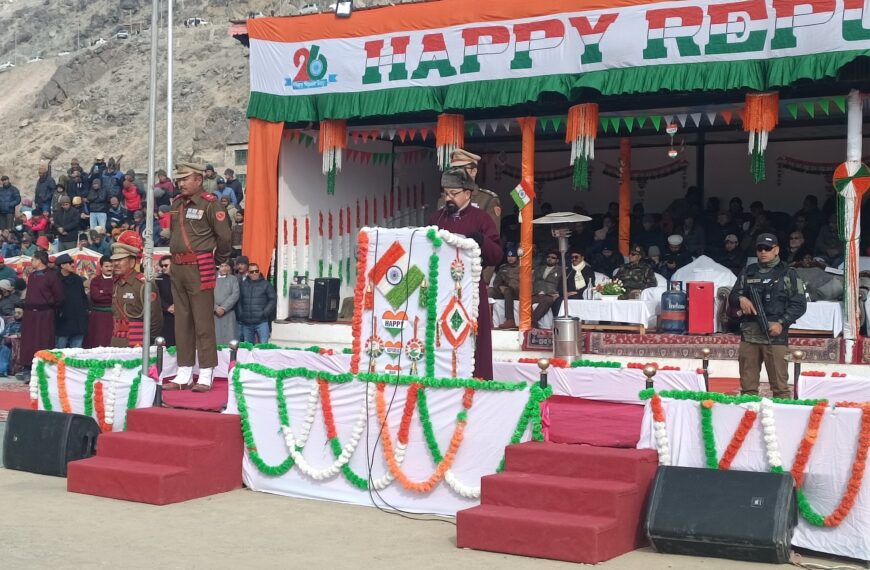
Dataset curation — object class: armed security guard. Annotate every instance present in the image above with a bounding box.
[110,231,163,347]
[164,162,233,393]
[729,233,807,398]
[614,244,657,298]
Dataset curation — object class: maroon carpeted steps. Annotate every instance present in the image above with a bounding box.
[457,442,659,564]
[67,408,243,505]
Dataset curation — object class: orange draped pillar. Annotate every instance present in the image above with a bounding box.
[618,138,631,256]
[517,117,537,333]
[242,118,284,272]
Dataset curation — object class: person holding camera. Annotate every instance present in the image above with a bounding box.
[728,234,807,398]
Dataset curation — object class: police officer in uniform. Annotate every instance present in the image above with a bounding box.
[164,162,232,393]
[729,233,807,398]
[614,244,657,298]
[110,231,163,347]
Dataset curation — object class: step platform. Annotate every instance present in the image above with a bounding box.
[67,408,243,505]
[457,442,659,564]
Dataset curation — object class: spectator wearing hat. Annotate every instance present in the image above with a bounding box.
[84,255,115,348]
[632,214,666,255]
[19,251,63,379]
[0,279,19,317]
[86,177,108,230]
[430,166,502,379]
[54,253,89,348]
[648,245,662,266]
[53,196,81,251]
[87,154,107,185]
[202,164,218,194]
[235,255,250,283]
[615,244,658,298]
[659,234,693,280]
[110,231,162,348]
[19,234,36,257]
[590,240,621,277]
[165,161,232,393]
[729,233,807,398]
[35,164,57,213]
[90,227,112,257]
[101,159,124,200]
[490,246,520,329]
[107,195,129,230]
[0,175,21,231]
[158,204,172,230]
[224,168,244,204]
[219,196,238,222]
[715,234,747,276]
[51,181,70,213]
[35,235,51,253]
[154,169,175,208]
[214,177,237,206]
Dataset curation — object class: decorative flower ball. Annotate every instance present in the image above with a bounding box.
[450,258,465,282]
[365,336,384,358]
[405,338,424,361]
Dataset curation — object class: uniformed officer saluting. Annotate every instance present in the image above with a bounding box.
[110,231,163,347]
[164,162,232,393]
[729,233,807,399]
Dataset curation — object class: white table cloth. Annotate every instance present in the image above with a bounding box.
[793,301,843,336]
[567,298,659,329]
[638,398,870,561]
[798,375,870,402]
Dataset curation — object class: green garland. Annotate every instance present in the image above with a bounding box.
[497,384,552,472]
[699,404,718,469]
[416,387,443,464]
[123,372,142,430]
[83,367,103,417]
[425,228,442,378]
[570,359,621,368]
[639,388,826,407]
[357,371,527,392]
[235,362,353,384]
[36,360,52,411]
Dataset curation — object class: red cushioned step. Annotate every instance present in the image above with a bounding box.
[67,457,192,505]
[125,407,240,441]
[96,432,216,468]
[457,505,619,564]
[481,472,639,518]
[504,442,658,483]
[546,396,645,447]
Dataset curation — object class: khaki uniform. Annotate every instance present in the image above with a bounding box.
[169,191,232,368]
[111,271,163,347]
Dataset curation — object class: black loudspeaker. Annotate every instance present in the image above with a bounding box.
[646,466,797,564]
[3,408,100,477]
[311,277,340,322]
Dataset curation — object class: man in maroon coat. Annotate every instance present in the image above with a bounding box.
[84,256,115,348]
[19,250,64,376]
[429,168,502,379]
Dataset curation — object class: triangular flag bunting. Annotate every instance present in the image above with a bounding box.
[690,113,702,127]
[488,121,499,134]
[407,128,417,141]
[705,111,717,125]
[502,119,512,132]
[721,111,733,125]
[650,116,662,130]
[624,117,635,132]
[420,127,430,141]
[610,117,621,133]
[833,96,846,114]
[600,117,609,133]
[801,101,815,118]
[676,113,688,127]
[637,116,648,129]
[388,129,397,140]
[398,129,407,143]
[786,103,799,120]
[663,114,674,125]
[538,118,549,131]
[552,117,564,131]
[736,110,744,123]
[818,99,830,115]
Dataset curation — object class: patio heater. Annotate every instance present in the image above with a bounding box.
[532,212,592,361]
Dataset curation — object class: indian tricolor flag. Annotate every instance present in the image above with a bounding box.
[369,241,425,309]
[510,179,534,210]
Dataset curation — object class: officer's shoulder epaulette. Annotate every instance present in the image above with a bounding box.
[478,187,499,198]
[172,193,183,202]
[135,273,146,283]
[200,192,217,202]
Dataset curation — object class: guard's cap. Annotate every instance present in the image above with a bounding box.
[111,230,143,260]
[174,161,205,179]
[756,233,778,247]
[450,148,481,168]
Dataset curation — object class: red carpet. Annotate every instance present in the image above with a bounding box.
[161,378,229,411]
[0,391,29,414]
[67,407,243,505]
[457,442,659,564]
[545,396,644,447]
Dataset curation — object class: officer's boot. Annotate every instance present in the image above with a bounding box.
[164,366,193,390]
[192,367,214,393]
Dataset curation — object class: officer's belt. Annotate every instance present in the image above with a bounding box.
[172,252,199,265]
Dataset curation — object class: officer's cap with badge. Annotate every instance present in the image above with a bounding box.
[629,244,645,256]
[174,161,206,180]
[111,230,144,261]
[450,149,481,168]
[756,233,778,249]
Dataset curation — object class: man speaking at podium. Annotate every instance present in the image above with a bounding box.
[430,167,502,379]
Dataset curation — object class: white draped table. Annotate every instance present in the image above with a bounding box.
[799,374,870,402]
[638,398,870,560]
[793,301,843,337]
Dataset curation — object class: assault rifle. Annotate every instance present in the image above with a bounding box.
[748,285,772,344]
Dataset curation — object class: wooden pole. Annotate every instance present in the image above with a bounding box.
[518,117,536,332]
[618,138,632,257]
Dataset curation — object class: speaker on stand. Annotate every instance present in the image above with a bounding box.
[311,277,340,322]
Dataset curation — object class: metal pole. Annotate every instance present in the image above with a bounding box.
[791,349,805,399]
[153,337,165,406]
[643,364,657,390]
[141,0,161,373]
[537,358,550,389]
[166,0,174,174]
[842,90,864,363]
[701,347,711,392]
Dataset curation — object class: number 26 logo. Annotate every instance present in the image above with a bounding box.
[293,44,328,82]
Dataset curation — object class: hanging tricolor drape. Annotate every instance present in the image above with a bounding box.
[743,92,779,183]
[436,113,465,171]
[319,119,347,194]
[566,103,599,190]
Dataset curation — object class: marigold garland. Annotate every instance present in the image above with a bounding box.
[350,229,369,374]
[123,373,142,430]
[35,351,72,412]
[718,406,759,470]
[93,382,111,432]
[791,402,828,488]
[425,228,442,377]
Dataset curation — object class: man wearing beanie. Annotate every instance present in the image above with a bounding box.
[729,233,807,398]
[430,167,502,379]
[110,231,162,347]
